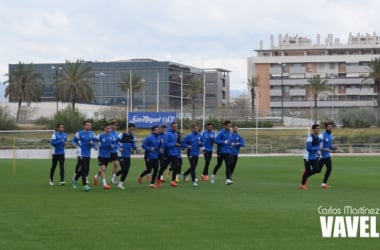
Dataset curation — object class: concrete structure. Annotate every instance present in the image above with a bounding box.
[248,33,379,117]
[8,59,230,111]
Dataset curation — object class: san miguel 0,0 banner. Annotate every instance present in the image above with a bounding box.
[128,112,177,128]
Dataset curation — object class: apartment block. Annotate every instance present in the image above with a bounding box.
[247,33,379,116]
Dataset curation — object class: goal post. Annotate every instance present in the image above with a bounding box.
[238,127,310,155]
[0,130,55,172]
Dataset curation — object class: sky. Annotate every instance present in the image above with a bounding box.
[1,0,379,102]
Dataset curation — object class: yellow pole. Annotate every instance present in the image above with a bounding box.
[13,136,16,173]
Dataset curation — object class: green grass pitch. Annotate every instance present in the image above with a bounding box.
[0,156,379,250]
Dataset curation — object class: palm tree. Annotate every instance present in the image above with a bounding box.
[55,60,94,110]
[305,74,331,123]
[4,62,44,121]
[362,57,380,107]
[118,72,145,112]
[183,76,203,121]
[247,76,259,119]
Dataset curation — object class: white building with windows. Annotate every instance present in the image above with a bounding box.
[248,33,378,117]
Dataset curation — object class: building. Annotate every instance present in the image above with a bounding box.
[204,68,231,107]
[8,59,230,111]
[247,33,379,120]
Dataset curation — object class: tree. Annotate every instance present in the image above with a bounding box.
[117,72,145,111]
[362,57,380,108]
[55,59,94,110]
[4,62,44,121]
[305,74,331,123]
[0,105,17,129]
[183,76,203,121]
[247,76,259,119]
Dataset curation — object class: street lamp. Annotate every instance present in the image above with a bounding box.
[202,69,206,131]
[51,66,62,113]
[95,72,107,106]
[156,72,160,112]
[179,71,183,133]
[279,63,286,125]
[129,70,133,112]
[141,79,146,110]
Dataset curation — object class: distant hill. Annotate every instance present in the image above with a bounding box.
[230,89,244,98]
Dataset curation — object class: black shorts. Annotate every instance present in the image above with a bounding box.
[98,157,110,166]
[109,152,119,162]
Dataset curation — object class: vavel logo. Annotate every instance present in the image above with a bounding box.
[318,206,380,238]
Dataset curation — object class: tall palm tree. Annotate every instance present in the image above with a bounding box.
[55,60,94,110]
[247,76,259,119]
[183,76,203,121]
[362,57,380,107]
[4,62,44,121]
[118,72,145,112]
[305,74,331,123]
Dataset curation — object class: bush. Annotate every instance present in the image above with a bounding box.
[34,116,53,127]
[0,105,17,130]
[52,107,86,133]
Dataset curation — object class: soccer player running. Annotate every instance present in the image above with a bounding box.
[140,126,161,188]
[158,124,167,182]
[116,123,137,189]
[300,124,322,190]
[210,120,233,185]
[182,124,204,187]
[318,122,338,189]
[71,120,96,191]
[230,125,245,180]
[200,123,215,181]
[49,123,68,186]
[94,123,114,190]
[109,120,120,185]
[157,121,180,188]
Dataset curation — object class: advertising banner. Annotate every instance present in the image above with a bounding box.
[128,112,177,128]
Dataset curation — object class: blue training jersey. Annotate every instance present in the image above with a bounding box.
[231,132,245,156]
[50,131,68,155]
[202,130,215,152]
[319,131,336,159]
[96,133,113,158]
[72,130,96,158]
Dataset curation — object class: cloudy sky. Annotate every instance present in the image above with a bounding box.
[0,0,379,102]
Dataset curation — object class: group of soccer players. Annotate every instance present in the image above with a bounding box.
[49,119,246,191]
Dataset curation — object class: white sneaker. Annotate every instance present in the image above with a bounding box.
[111,177,118,185]
[210,174,216,184]
[225,179,233,185]
[49,180,54,186]
[117,183,125,190]
[59,181,66,186]
[192,182,198,187]
[184,175,190,182]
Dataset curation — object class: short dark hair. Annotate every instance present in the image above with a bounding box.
[170,121,177,126]
[224,120,232,126]
[160,124,167,128]
[83,120,91,126]
[324,122,333,128]
[56,123,63,128]
[128,123,135,128]
[151,125,159,131]
[311,124,320,129]
[207,122,213,126]
[109,120,117,125]
[103,123,111,129]
[192,124,199,128]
